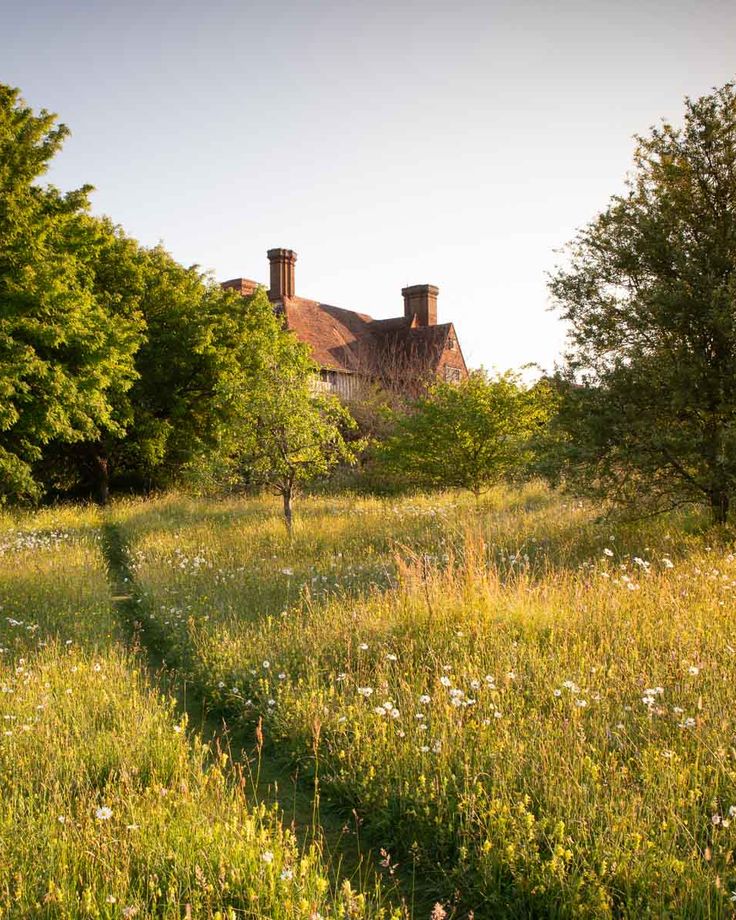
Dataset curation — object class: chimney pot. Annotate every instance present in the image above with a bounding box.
[267,248,297,300]
[402,284,438,326]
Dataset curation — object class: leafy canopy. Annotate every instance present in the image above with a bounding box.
[0,85,139,501]
[378,369,555,497]
[231,290,360,526]
[549,81,736,524]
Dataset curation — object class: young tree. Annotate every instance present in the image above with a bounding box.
[230,290,360,530]
[377,370,555,498]
[0,86,139,502]
[549,81,736,524]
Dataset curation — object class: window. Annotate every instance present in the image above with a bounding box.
[444,366,461,383]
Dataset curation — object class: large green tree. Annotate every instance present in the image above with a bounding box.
[378,370,555,498]
[41,217,258,502]
[0,85,139,501]
[230,290,360,530]
[549,81,736,524]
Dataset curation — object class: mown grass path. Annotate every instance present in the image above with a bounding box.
[100,518,412,915]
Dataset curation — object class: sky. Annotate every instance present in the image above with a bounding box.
[3,0,736,374]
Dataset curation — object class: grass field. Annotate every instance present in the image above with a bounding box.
[107,486,736,918]
[3,487,736,917]
[0,506,383,919]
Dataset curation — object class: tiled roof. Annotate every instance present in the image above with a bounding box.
[281,296,454,375]
[220,279,467,382]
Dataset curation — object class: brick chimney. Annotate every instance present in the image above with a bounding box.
[267,248,297,301]
[402,284,438,326]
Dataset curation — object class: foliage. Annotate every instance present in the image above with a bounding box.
[0,85,139,502]
[230,290,361,527]
[549,80,736,525]
[377,370,556,497]
[36,218,260,502]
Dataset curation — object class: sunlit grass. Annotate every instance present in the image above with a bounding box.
[0,507,384,919]
[116,486,736,917]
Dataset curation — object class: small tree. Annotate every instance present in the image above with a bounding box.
[378,370,555,498]
[549,81,736,524]
[231,290,360,530]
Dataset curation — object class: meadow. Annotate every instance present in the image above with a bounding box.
[3,487,736,917]
[0,506,383,919]
[109,486,736,918]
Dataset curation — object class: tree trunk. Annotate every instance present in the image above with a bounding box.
[709,489,729,525]
[93,451,110,507]
[282,487,293,534]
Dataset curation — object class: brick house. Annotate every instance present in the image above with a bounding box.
[222,248,468,400]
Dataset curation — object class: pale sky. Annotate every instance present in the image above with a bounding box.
[3,0,736,373]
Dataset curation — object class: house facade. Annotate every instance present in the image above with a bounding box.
[222,248,468,400]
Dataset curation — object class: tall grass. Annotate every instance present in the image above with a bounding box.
[117,486,736,917]
[0,507,384,919]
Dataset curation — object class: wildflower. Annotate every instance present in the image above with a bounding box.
[432,740,442,753]
[173,725,182,734]
[712,814,722,825]
[575,699,588,708]
[95,806,113,821]
[281,568,293,576]
[553,689,562,697]
[688,665,700,676]
[262,660,270,669]
[439,676,452,687]
[280,868,293,881]
[385,653,398,661]
[278,672,286,680]
[430,904,448,920]
[420,745,430,752]
[419,694,431,704]
[358,643,368,651]
[357,686,374,697]
[374,706,386,716]
[57,815,66,824]
[122,908,139,919]
[729,806,736,818]
[262,850,274,864]
[603,548,614,557]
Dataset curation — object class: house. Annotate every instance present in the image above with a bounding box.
[222,248,468,400]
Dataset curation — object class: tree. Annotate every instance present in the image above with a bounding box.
[231,290,361,530]
[377,370,555,498]
[549,81,736,524]
[0,85,139,502]
[38,217,259,502]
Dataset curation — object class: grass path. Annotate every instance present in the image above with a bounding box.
[100,518,413,915]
